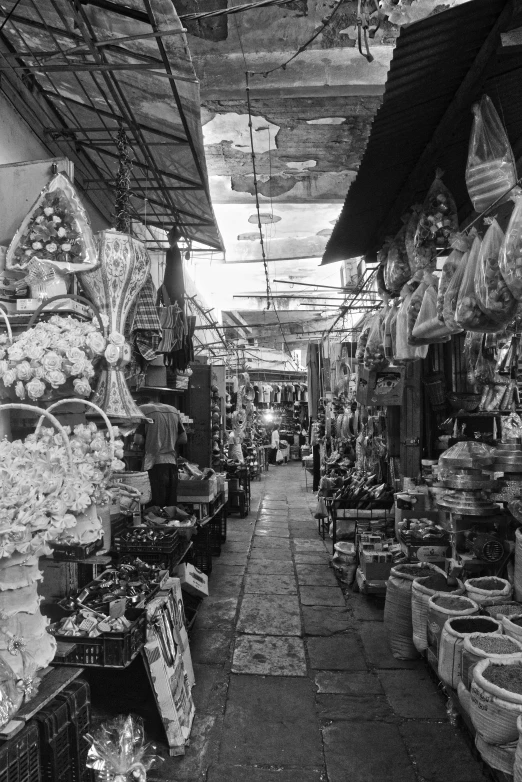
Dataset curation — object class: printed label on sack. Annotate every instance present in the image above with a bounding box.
[416,546,448,561]
[471,682,492,711]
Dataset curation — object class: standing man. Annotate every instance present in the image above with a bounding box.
[139,399,187,507]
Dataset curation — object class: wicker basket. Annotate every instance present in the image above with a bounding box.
[423,372,446,407]
[447,392,481,412]
[112,471,151,505]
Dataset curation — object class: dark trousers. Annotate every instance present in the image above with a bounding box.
[148,463,178,507]
[312,444,321,492]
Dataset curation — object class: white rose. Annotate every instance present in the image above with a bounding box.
[42,352,62,372]
[43,207,54,216]
[16,361,33,382]
[85,331,106,355]
[26,344,45,361]
[26,378,45,400]
[45,243,57,254]
[73,378,91,397]
[66,347,85,363]
[109,332,125,347]
[52,216,61,224]
[2,369,17,387]
[31,242,43,250]
[104,344,120,365]
[14,381,25,400]
[7,345,25,362]
[48,370,66,388]
[57,227,66,238]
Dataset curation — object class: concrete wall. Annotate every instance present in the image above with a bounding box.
[0,91,51,165]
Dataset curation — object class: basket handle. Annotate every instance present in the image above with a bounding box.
[0,402,73,468]
[0,305,13,343]
[27,294,106,335]
[35,398,115,465]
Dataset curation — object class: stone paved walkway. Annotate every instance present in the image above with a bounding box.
[150,462,490,782]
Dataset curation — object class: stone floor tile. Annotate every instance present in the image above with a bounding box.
[209,563,246,575]
[191,664,229,715]
[316,694,397,723]
[378,669,447,719]
[244,574,297,595]
[322,723,417,782]
[306,634,367,671]
[246,560,295,576]
[150,715,218,781]
[207,766,324,782]
[301,605,353,636]
[209,573,244,597]
[255,527,290,538]
[189,626,234,666]
[238,594,302,636]
[294,540,329,551]
[197,597,238,628]
[213,554,248,566]
[252,537,292,551]
[314,671,383,695]
[258,511,288,519]
[299,587,346,607]
[349,593,385,621]
[232,635,307,676]
[359,623,423,669]
[294,553,331,565]
[296,565,338,587]
[250,549,292,561]
[219,677,323,766]
[399,722,489,782]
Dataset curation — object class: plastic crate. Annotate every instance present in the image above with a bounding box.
[191,526,212,575]
[220,510,227,543]
[227,490,248,518]
[116,549,180,574]
[209,517,222,557]
[55,680,93,782]
[32,699,71,782]
[50,608,146,668]
[0,722,41,782]
[114,529,179,555]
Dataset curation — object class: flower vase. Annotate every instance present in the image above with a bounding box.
[80,230,150,420]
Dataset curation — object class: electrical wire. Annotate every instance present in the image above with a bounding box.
[180,0,298,22]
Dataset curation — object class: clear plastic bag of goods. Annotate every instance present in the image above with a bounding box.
[363,309,388,371]
[395,285,428,361]
[385,223,412,294]
[437,248,464,323]
[456,235,503,332]
[466,95,519,214]
[404,204,422,270]
[476,219,517,327]
[413,170,458,272]
[499,195,522,300]
[383,301,398,360]
[356,318,372,363]
[442,251,468,333]
[412,284,453,342]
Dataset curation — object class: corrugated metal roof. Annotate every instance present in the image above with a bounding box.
[323,0,518,264]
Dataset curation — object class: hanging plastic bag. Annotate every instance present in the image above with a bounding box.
[356,318,372,363]
[395,284,428,361]
[412,285,452,341]
[364,309,388,370]
[463,331,483,386]
[407,280,428,345]
[314,496,328,519]
[476,218,517,327]
[437,249,464,322]
[275,448,284,464]
[413,170,458,272]
[385,224,412,294]
[499,195,522,300]
[455,236,499,332]
[389,302,399,358]
[466,95,519,214]
[405,205,422,270]
[383,301,398,360]
[442,252,468,333]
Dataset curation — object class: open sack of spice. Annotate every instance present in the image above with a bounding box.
[394,283,428,361]
[363,307,389,370]
[412,170,458,272]
[466,95,519,215]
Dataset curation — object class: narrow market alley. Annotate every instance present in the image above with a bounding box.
[149,463,491,782]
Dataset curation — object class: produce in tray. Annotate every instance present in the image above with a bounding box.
[476,219,517,327]
[466,95,519,214]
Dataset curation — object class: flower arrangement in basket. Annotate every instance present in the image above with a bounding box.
[0,314,106,401]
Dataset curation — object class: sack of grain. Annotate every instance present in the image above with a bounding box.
[515,529,522,603]
[465,576,512,606]
[384,563,444,660]
[428,594,479,656]
[462,633,522,691]
[471,658,522,745]
[457,680,471,715]
[503,614,522,645]
[411,573,464,652]
[514,714,522,782]
[438,614,502,689]
[475,733,516,776]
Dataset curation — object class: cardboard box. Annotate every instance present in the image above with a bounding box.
[359,550,392,581]
[174,563,209,599]
[356,365,404,407]
[177,476,217,503]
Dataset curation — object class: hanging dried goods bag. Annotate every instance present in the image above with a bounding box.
[356,318,372,363]
[437,248,464,323]
[404,204,422,270]
[412,284,452,342]
[500,195,522,300]
[394,284,428,361]
[385,223,412,294]
[363,309,388,371]
[476,219,517,327]
[455,235,502,332]
[442,252,468,333]
[412,170,458,272]
[466,95,519,215]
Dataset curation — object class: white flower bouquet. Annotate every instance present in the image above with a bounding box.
[0,315,106,402]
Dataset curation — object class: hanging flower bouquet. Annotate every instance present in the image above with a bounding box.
[0,315,106,402]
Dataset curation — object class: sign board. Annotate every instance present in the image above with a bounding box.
[356,365,404,407]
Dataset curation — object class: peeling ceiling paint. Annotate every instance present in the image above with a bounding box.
[285,160,317,170]
[306,117,346,125]
[202,112,280,153]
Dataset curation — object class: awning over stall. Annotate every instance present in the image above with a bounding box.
[0,0,223,251]
[323,0,521,264]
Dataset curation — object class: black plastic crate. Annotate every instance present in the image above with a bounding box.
[220,510,227,543]
[0,722,41,782]
[55,681,93,782]
[50,608,146,668]
[116,549,180,574]
[32,699,71,782]
[209,517,222,557]
[115,529,179,555]
[191,526,212,575]
[49,540,103,561]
